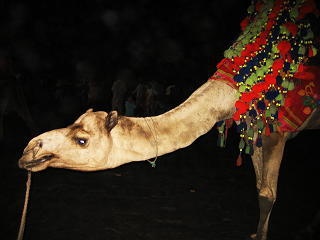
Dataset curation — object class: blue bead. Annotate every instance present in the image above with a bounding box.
[216,120,224,127]
[283,62,290,71]
[234,74,244,82]
[249,109,257,118]
[276,75,283,85]
[265,90,279,100]
[257,100,266,110]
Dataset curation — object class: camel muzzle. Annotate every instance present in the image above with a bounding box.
[19,154,55,169]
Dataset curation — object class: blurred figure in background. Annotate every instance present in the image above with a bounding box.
[111,69,136,114]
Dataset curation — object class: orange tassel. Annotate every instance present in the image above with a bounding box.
[236,154,243,166]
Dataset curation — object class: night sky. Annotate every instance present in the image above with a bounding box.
[1,1,320,240]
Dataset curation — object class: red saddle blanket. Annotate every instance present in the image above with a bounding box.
[278,66,320,132]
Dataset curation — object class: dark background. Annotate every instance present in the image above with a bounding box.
[1,0,319,240]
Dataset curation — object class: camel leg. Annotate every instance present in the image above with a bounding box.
[254,132,287,240]
[249,146,263,240]
[251,145,263,191]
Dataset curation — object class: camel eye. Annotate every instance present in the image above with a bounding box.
[75,138,87,146]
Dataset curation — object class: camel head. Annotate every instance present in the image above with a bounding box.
[18,109,119,172]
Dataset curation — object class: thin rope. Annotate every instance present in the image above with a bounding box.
[144,117,158,167]
[17,170,31,240]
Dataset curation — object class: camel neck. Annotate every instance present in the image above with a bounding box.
[106,80,237,168]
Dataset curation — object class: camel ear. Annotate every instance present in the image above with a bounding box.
[86,108,93,113]
[106,111,118,132]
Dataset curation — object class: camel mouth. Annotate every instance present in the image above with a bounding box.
[20,154,56,169]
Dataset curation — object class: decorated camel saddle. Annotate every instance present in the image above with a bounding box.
[211,0,320,160]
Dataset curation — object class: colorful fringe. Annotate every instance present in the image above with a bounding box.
[213,0,320,162]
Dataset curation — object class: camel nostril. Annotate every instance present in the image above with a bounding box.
[38,141,43,148]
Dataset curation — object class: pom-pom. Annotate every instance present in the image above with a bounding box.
[252,82,269,93]
[284,22,298,36]
[272,58,284,72]
[233,111,241,121]
[241,49,251,58]
[241,92,259,103]
[265,74,277,85]
[235,100,249,113]
[277,40,291,57]
[255,37,267,46]
[233,56,246,66]
[240,17,250,31]
[308,46,317,57]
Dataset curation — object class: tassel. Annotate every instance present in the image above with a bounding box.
[220,119,233,147]
[239,138,245,150]
[216,121,226,148]
[148,160,157,168]
[217,132,225,148]
[245,142,254,155]
[236,152,243,166]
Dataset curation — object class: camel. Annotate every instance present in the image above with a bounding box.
[18,1,320,240]
[18,80,320,240]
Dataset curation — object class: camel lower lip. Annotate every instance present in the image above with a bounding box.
[23,154,55,169]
